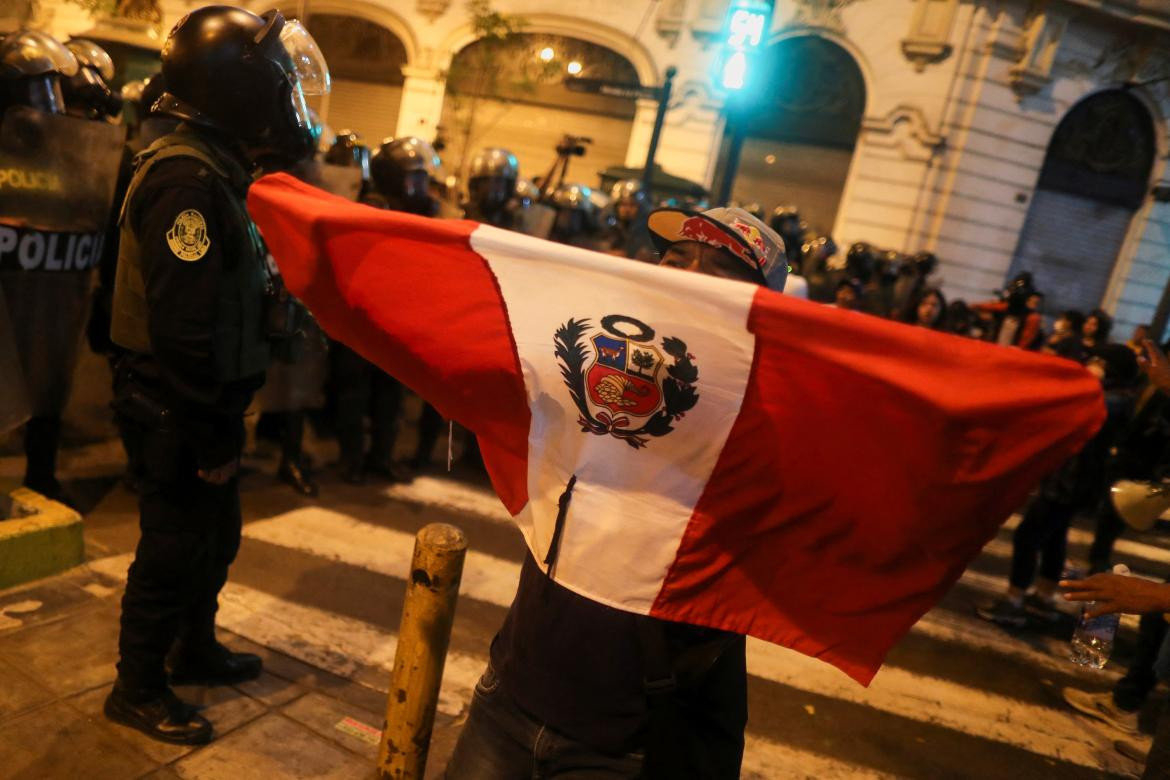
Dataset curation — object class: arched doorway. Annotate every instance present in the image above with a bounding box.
[1008,90,1155,315]
[302,13,408,145]
[718,36,865,234]
[441,33,640,189]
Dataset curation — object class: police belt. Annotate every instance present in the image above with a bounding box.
[0,222,104,272]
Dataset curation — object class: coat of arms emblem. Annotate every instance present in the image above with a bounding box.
[554,314,699,448]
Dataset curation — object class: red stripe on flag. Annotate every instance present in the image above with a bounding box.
[650,289,1105,685]
[247,174,531,512]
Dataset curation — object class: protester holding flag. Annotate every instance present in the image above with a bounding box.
[443,206,787,777]
[246,173,1105,777]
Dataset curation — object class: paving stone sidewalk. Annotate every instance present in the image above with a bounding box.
[0,561,461,780]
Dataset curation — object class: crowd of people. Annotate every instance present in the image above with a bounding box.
[6,12,1170,778]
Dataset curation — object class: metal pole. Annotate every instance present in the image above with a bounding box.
[377,523,468,780]
[716,118,747,207]
[641,66,677,196]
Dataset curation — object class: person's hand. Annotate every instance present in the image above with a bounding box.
[197,459,239,485]
[1139,339,1170,396]
[1060,573,1170,617]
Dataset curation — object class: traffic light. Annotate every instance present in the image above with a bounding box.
[718,0,773,92]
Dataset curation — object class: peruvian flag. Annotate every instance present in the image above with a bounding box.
[248,173,1104,685]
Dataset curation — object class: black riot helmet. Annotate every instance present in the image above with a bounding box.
[468,147,518,212]
[156,6,331,168]
[0,30,78,116]
[910,250,938,276]
[370,136,437,210]
[325,129,370,180]
[610,179,646,206]
[769,204,803,243]
[549,182,596,242]
[845,241,876,283]
[1004,272,1038,316]
[63,39,121,120]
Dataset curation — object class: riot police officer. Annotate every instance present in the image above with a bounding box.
[1,30,124,503]
[548,182,597,248]
[321,128,370,200]
[769,205,804,273]
[597,178,654,260]
[318,131,409,484]
[104,6,330,744]
[350,135,446,478]
[464,146,519,227]
[369,135,440,215]
[62,38,121,120]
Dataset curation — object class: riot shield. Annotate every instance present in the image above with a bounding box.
[0,284,30,434]
[514,202,556,240]
[0,106,125,233]
[0,107,125,415]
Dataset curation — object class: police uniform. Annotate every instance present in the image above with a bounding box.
[110,125,269,699]
[101,5,331,745]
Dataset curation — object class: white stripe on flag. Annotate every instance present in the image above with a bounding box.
[470,224,758,613]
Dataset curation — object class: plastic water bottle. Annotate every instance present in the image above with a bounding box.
[1069,563,1130,669]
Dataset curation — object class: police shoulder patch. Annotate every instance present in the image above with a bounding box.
[165,209,211,261]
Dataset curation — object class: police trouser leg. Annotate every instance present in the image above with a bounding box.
[22,414,62,494]
[331,344,372,469]
[368,371,403,465]
[116,426,242,692]
[414,403,442,469]
[110,355,145,486]
[174,479,242,656]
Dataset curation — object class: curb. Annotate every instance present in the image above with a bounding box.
[0,486,84,589]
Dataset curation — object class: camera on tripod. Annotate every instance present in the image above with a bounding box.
[556,134,592,157]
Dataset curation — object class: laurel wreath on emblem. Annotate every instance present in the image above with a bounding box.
[554,316,699,449]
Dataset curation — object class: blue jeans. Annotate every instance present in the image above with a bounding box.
[444,665,644,779]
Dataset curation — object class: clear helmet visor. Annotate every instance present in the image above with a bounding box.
[289,80,313,131]
[279,20,330,96]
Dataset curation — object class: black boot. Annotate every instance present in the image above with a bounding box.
[364,455,413,483]
[277,457,318,497]
[340,456,367,485]
[103,679,212,745]
[169,641,263,686]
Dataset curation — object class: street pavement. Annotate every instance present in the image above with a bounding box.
[30,452,1164,778]
[1,352,1166,778]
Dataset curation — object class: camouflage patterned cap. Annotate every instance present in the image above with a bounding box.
[647,206,788,291]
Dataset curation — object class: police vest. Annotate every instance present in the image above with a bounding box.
[110,128,270,382]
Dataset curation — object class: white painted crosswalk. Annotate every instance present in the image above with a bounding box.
[84,550,890,778]
[84,477,1170,777]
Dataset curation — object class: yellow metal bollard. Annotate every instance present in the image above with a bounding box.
[377,522,468,779]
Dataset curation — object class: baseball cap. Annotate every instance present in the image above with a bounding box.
[647,206,788,291]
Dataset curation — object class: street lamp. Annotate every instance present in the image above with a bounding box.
[539,46,555,62]
[567,60,582,75]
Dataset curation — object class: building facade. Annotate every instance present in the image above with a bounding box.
[15,0,1170,335]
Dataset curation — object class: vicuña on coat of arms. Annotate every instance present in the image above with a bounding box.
[554,314,699,448]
